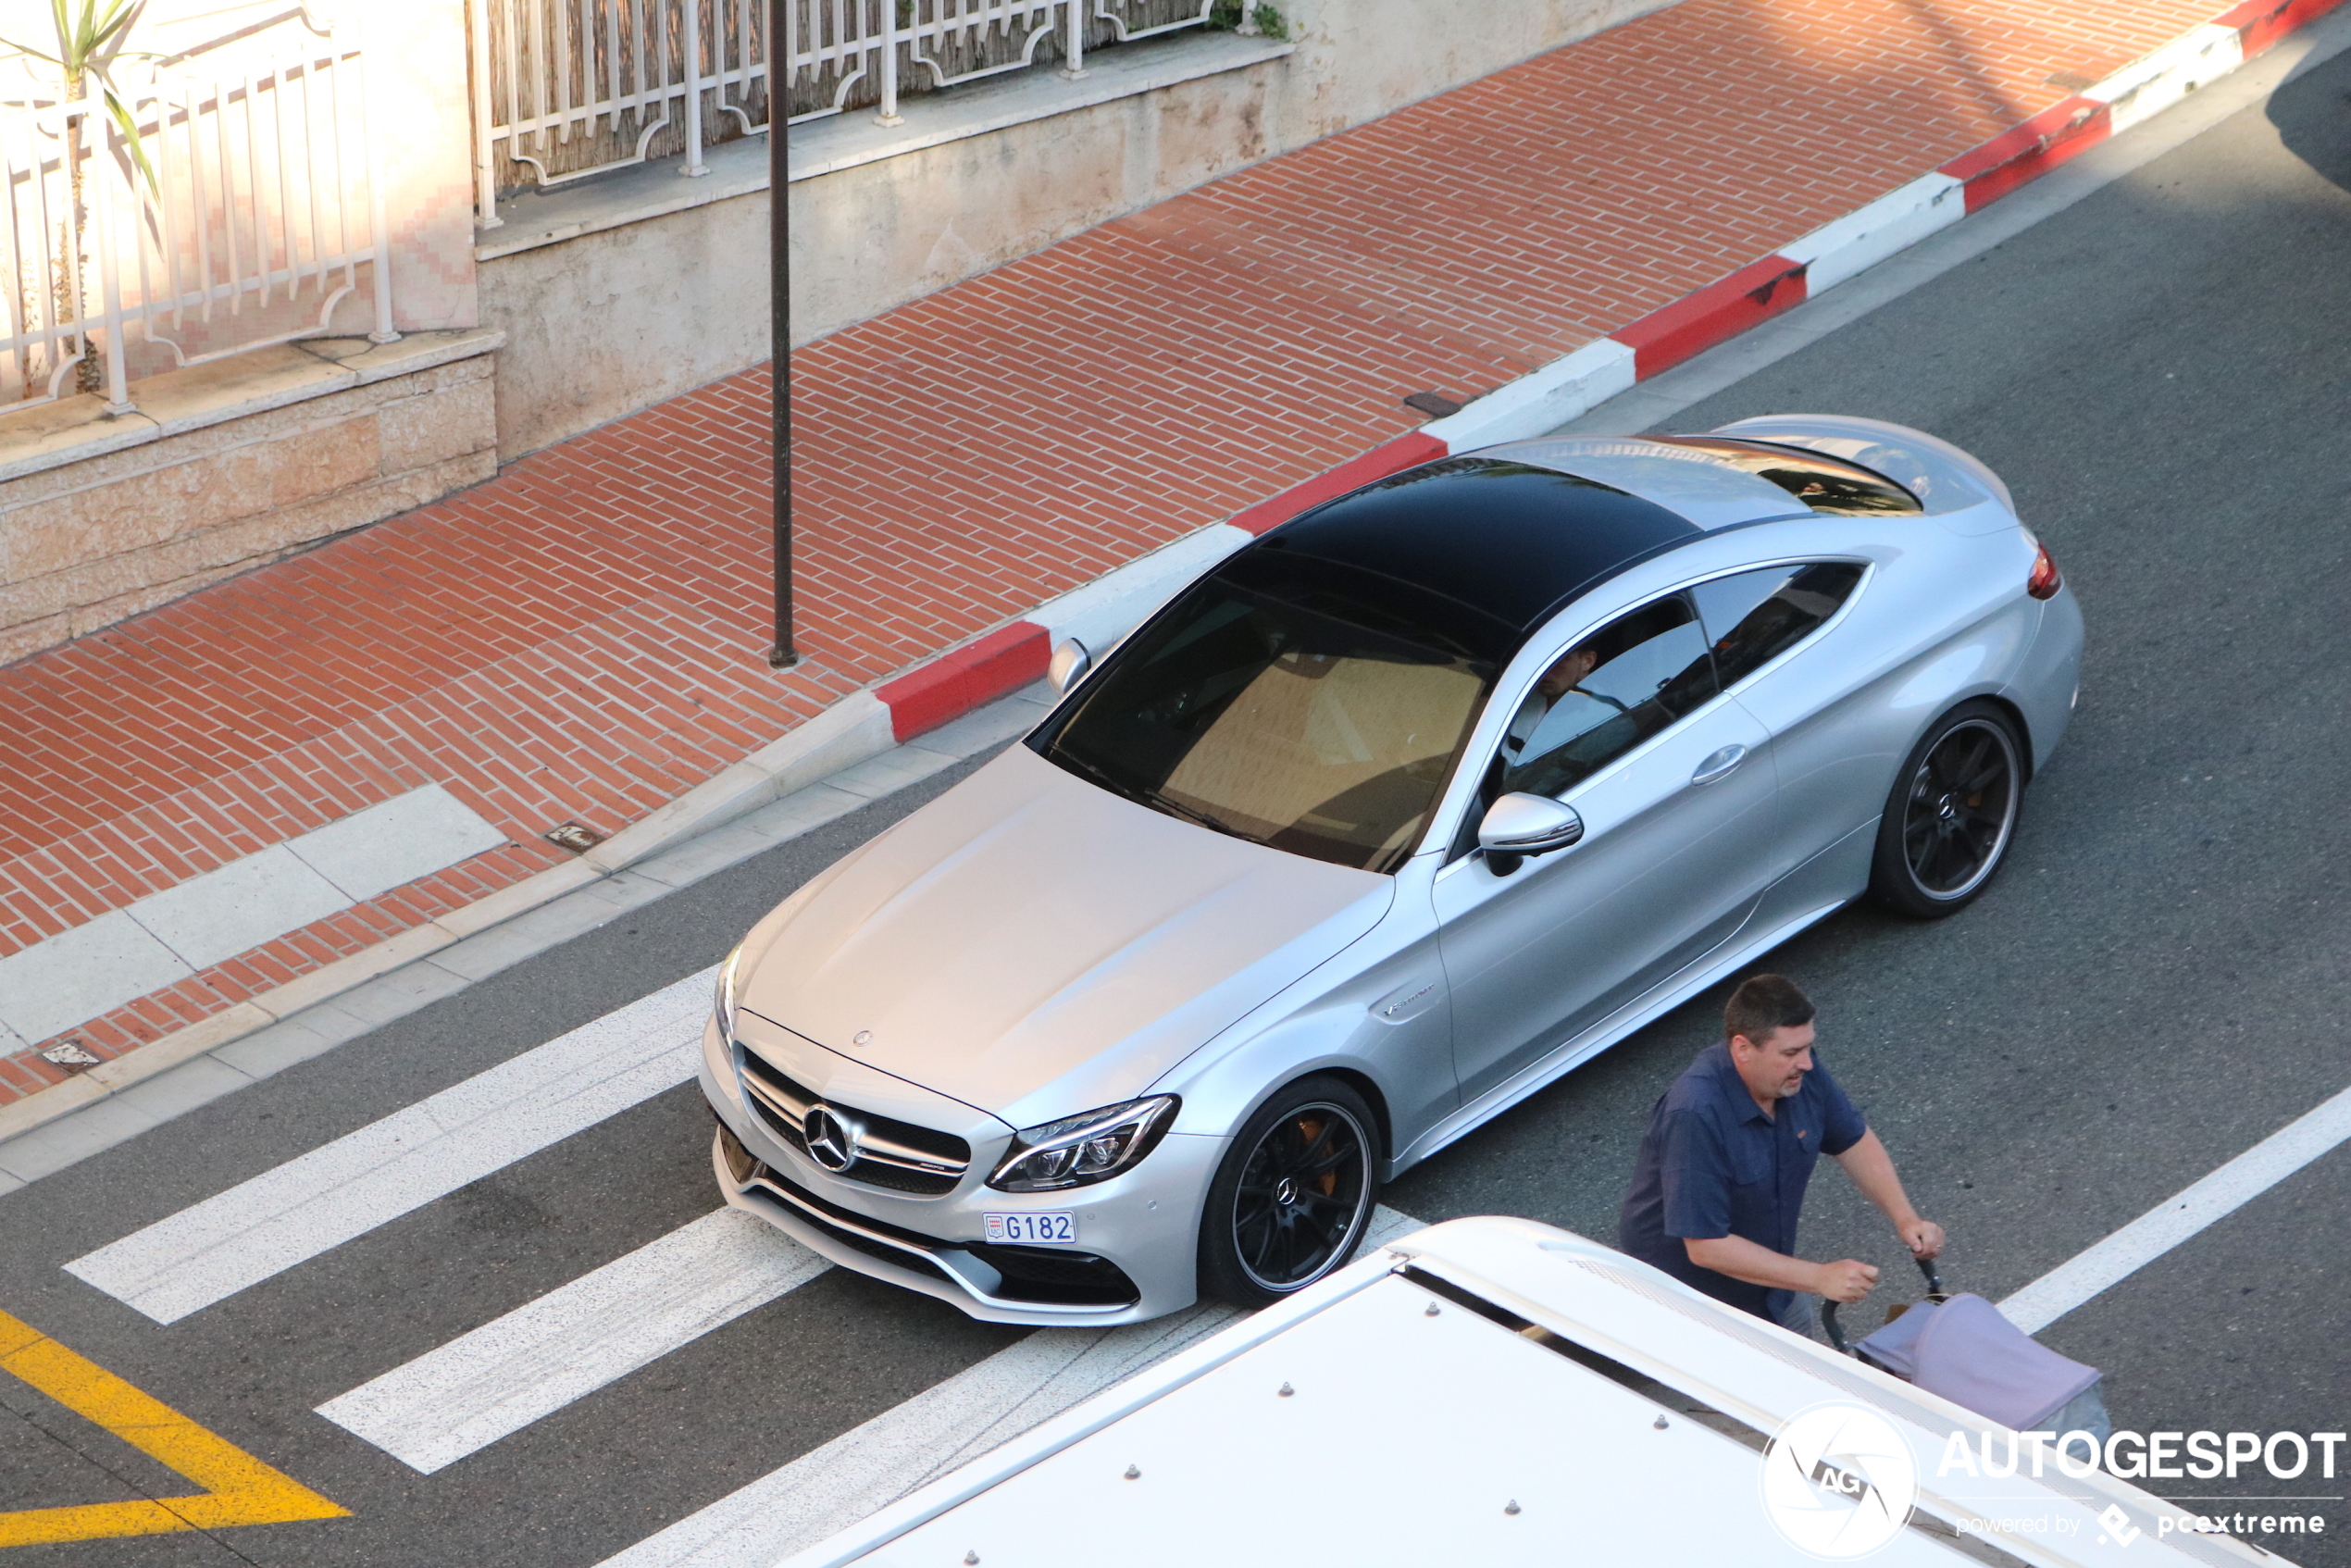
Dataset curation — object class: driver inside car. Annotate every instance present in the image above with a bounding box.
[1501,642,1623,763]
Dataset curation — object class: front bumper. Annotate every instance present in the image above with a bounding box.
[699,1017,1219,1325]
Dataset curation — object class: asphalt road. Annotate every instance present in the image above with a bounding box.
[5,38,2351,1568]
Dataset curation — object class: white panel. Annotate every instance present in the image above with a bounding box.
[0,785,500,1038]
[318,1208,828,1473]
[64,966,713,1322]
[862,1272,1917,1568]
[1780,172,1965,295]
[1418,339,1639,452]
[126,843,352,971]
[2088,24,2244,135]
[0,909,195,1044]
[288,783,509,902]
[1028,525,1251,660]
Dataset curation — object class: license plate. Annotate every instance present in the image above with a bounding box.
[984,1212,1076,1245]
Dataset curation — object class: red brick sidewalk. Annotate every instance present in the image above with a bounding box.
[0,0,2233,1105]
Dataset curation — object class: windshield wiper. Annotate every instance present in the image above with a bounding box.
[1044,747,1151,807]
[1144,791,1255,842]
[1047,747,1255,842]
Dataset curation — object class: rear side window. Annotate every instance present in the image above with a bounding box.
[1653,437,1922,516]
[1691,563,1866,687]
[1499,593,1720,800]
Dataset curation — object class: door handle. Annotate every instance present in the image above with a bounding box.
[1691,744,1748,786]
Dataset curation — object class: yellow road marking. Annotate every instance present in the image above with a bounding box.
[0,1307,348,1547]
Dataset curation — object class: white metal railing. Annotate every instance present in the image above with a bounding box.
[472,0,1227,228]
[0,15,394,416]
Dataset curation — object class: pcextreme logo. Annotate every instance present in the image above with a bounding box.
[1761,1402,1921,1559]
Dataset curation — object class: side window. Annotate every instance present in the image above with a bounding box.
[1691,563,1865,688]
[1498,593,1720,801]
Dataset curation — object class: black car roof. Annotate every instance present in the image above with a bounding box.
[1249,456,1704,649]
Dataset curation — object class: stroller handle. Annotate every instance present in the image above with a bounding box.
[1820,1297,1849,1352]
[1818,1254,1947,1355]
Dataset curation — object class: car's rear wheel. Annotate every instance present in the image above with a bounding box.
[1868,701,2023,918]
[1199,1076,1379,1308]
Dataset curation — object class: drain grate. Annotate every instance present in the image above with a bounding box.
[40,1040,100,1073]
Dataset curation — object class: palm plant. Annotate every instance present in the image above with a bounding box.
[1,0,154,396]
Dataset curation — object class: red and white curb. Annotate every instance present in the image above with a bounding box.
[854,0,2345,752]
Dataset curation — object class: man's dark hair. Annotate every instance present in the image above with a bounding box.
[1724,974,1814,1047]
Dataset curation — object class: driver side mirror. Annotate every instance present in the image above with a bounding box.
[1477,792,1584,876]
[1049,638,1091,695]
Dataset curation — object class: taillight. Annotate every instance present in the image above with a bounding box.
[2026,537,2062,600]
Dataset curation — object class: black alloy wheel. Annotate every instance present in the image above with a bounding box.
[1869,701,2024,918]
[1200,1076,1379,1307]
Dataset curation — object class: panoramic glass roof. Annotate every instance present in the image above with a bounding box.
[1259,457,1700,644]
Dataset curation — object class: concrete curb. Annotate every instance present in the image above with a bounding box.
[2,0,2335,1154]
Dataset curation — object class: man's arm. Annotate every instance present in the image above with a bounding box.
[1684,1235,1880,1303]
[1833,1128,1946,1259]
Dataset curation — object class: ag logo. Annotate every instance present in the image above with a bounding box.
[1760,1403,1919,1558]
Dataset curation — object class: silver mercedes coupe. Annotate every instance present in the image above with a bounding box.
[699,415,2084,1325]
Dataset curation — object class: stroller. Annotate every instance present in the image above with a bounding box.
[1822,1256,2112,1441]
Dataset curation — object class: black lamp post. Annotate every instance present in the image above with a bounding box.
[766,0,798,669]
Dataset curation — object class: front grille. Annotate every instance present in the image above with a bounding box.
[738,1048,973,1197]
[840,1160,964,1195]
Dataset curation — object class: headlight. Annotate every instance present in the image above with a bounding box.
[714,945,743,1046]
[988,1096,1179,1192]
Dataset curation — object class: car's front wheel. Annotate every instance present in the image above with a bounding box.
[1868,700,2024,918]
[1199,1076,1380,1308]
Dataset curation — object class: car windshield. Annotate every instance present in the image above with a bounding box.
[1030,551,1503,873]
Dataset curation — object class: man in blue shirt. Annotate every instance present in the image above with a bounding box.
[1618,974,1945,1337]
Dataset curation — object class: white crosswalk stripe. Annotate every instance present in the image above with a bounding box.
[591,1205,1426,1568]
[1997,1078,2351,1333]
[64,966,715,1323]
[317,1207,830,1474]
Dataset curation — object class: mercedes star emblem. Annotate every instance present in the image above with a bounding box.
[802,1105,858,1172]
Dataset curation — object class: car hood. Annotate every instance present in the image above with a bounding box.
[735,743,1391,1126]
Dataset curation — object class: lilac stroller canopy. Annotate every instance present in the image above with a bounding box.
[1854,1293,2100,1431]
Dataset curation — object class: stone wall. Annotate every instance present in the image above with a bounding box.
[479,0,1678,457]
[479,192,771,467]
[0,338,500,665]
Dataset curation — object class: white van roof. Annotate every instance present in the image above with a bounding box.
[788,1217,2278,1568]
